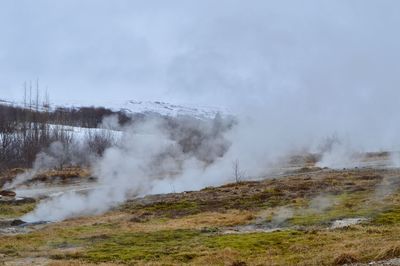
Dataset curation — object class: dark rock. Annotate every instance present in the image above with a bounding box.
[18,221,49,227]
[15,197,36,204]
[0,190,16,197]
[10,219,26,226]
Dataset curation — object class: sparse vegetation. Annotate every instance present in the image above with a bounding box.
[0,202,36,219]
[2,168,400,265]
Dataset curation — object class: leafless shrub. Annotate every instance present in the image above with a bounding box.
[232,159,245,183]
[86,130,116,156]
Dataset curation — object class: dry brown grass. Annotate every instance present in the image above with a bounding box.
[49,209,255,237]
[375,245,400,261]
[333,252,359,265]
[31,167,91,183]
[189,248,241,266]
[0,167,92,188]
[48,262,122,266]
[4,258,121,266]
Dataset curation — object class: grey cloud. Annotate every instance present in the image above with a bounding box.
[0,0,400,150]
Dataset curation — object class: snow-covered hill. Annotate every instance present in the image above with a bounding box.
[0,98,50,112]
[0,98,228,120]
[118,100,226,119]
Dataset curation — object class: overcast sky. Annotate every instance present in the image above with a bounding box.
[1,0,399,109]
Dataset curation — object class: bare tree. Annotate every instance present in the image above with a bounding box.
[232,159,245,183]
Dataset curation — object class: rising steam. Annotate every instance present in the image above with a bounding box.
[11,0,400,221]
[22,115,236,221]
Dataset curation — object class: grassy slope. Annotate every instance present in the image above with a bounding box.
[1,168,400,265]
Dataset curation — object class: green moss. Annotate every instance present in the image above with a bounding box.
[63,229,312,264]
[52,228,307,264]
[372,208,400,225]
[205,230,304,253]
[204,230,339,265]
[0,223,119,258]
[0,232,47,255]
[80,230,204,263]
